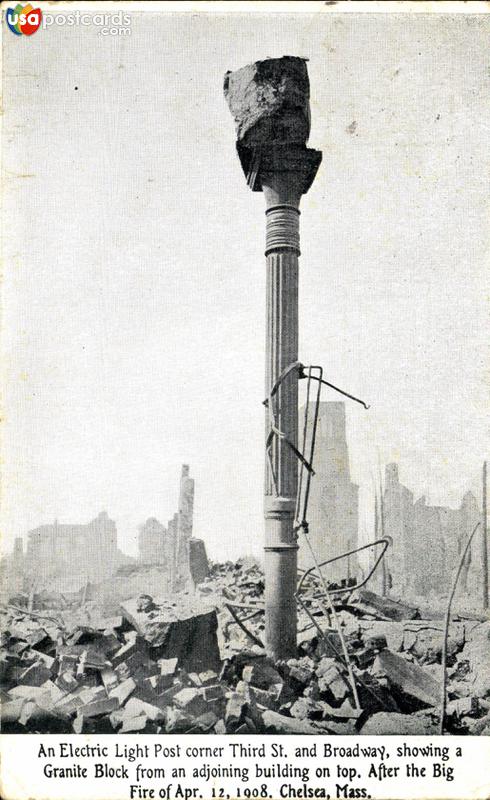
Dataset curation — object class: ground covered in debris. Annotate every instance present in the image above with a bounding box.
[1,559,489,735]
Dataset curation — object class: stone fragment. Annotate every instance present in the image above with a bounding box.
[121,713,148,733]
[283,657,316,691]
[315,658,349,704]
[173,688,207,717]
[124,697,165,722]
[247,685,280,711]
[78,696,119,718]
[109,677,136,706]
[446,696,479,718]
[160,657,179,677]
[360,711,438,735]
[56,671,79,693]
[188,538,210,585]
[112,640,143,668]
[459,621,490,697]
[290,697,323,720]
[165,706,193,733]
[223,57,311,149]
[242,661,283,690]
[403,621,465,663]
[147,674,174,694]
[18,661,52,687]
[356,590,419,621]
[199,670,219,686]
[1,699,25,725]
[8,685,52,703]
[188,711,218,733]
[225,692,248,732]
[468,711,490,735]
[100,668,119,693]
[203,684,225,702]
[374,650,439,708]
[120,597,220,672]
[262,710,323,735]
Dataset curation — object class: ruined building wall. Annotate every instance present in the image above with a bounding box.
[298,402,359,583]
[136,465,207,590]
[138,518,167,565]
[383,463,415,594]
[24,511,118,592]
[174,465,195,589]
[383,464,481,598]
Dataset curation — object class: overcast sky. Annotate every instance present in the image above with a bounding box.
[2,6,488,560]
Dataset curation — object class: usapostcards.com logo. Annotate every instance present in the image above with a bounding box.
[6,3,42,35]
[6,5,131,36]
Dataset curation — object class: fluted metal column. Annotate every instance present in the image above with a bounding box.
[262,180,302,659]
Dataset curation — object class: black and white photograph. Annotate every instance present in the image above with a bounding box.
[1,2,489,799]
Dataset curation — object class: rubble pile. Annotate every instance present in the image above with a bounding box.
[1,559,489,735]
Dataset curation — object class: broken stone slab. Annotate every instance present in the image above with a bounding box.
[199,669,219,686]
[214,718,226,734]
[446,696,480,718]
[17,661,53,687]
[124,697,165,723]
[120,713,148,733]
[1,699,26,726]
[373,650,440,708]
[315,658,349,704]
[165,706,193,733]
[56,671,79,694]
[225,692,248,732]
[120,596,220,673]
[159,657,179,677]
[242,661,283,690]
[459,621,490,698]
[247,685,280,712]
[360,710,438,735]
[203,684,226,702]
[187,711,219,733]
[281,657,316,692]
[262,709,331,735]
[19,701,67,731]
[109,677,136,706]
[189,538,210,586]
[53,691,85,718]
[468,711,490,735]
[78,696,119,719]
[8,685,53,703]
[172,687,207,717]
[224,57,311,150]
[112,639,146,668]
[402,621,465,662]
[290,697,323,721]
[73,712,114,734]
[356,590,419,622]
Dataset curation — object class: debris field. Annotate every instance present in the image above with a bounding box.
[1,559,489,735]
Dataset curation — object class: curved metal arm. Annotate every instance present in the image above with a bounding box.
[297,537,391,597]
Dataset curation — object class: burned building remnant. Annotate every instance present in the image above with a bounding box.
[136,465,209,592]
[174,465,195,590]
[298,402,359,583]
[382,464,481,598]
[24,512,118,592]
[224,56,322,660]
[138,518,167,565]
